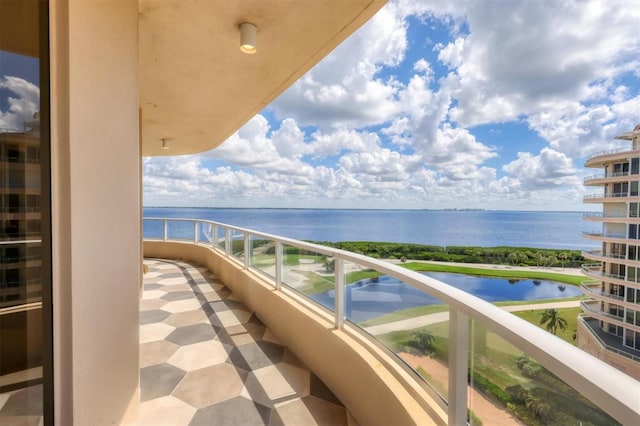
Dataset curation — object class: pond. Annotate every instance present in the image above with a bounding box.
[309,272,583,323]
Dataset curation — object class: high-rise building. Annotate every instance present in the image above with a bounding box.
[580,124,640,380]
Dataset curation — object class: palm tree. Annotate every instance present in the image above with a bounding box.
[411,330,435,355]
[507,252,519,265]
[539,309,568,335]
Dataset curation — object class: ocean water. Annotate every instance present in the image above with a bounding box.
[143,208,593,249]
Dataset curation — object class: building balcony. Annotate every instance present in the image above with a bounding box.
[578,316,640,363]
[582,230,629,244]
[581,249,627,262]
[580,264,629,286]
[580,281,625,302]
[583,172,640,186]
[582,212,640,224]
[583,192,640,203]
[140,217,639,426]
[580,300,640,335]
[585,148,640,168]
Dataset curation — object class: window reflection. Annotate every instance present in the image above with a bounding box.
[0,1,47,423]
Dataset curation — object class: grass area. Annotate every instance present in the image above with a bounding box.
[380,319,617,426]
[513,307,581,345]
[402,262,584,285]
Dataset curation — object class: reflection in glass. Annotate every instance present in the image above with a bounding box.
[0,1,47,422]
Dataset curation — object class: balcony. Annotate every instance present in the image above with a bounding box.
[583,192,640,203]
[139,258,350,425]
[579,316,640,363]
[581,249,626,262]
[580,264,628,285]
[582,230,628,243]
[580,281,625,302]
[580,300,640,335]
[585,148,640,168]
[583,172,636,186]
[142,218,639,425]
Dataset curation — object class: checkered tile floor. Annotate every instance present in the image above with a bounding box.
[139,259,351,426]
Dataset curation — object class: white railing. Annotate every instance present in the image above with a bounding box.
[584,192,635,199]
[580,281,625,302]
[582,212,628,219]
[583,171,630,182]
[586,147,635,162]
[143,217,640,426]
[581,249,627,260]
[582,231,627,239]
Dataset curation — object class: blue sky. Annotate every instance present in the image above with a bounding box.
[2,1,638,211]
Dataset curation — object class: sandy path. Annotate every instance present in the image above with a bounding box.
[365,300,580,335]
[399,353,523,425]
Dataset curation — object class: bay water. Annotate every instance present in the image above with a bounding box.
[144,207,593,249]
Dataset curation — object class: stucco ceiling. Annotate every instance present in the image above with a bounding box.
[139,0,386,157]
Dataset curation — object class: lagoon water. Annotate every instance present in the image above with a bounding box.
[310,272,582,323]
[143,208,593,249]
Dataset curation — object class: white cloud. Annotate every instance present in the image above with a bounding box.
[502,148,580,191]
[0,76,40,131]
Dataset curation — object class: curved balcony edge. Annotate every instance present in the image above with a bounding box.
[143,239,446,426]
[143,218,640,426]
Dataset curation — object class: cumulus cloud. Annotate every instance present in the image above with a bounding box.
[143,0,640,211]
[0,76,40,131]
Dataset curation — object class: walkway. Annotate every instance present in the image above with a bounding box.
[364,300,580,335]
[139,259,350,426]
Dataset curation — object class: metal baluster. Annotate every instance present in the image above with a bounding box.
[334,257,345,329]
[275,241,282,290]
[163,220,168,241]
[448,309,468,426]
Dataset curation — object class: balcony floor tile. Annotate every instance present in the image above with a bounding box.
[139,258,350,426]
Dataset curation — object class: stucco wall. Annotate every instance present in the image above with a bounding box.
[51,1,141,423]
[577,320,640,380]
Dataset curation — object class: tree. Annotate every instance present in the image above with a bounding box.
[507,252,519,265]
[411,330,435,356]
[539,309,568,335]
[323,257,335,273]
[558,252,568,270]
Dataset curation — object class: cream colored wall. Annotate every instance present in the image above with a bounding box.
[51,0,140,424]
[577,321,640,380]
[144,241,446,426]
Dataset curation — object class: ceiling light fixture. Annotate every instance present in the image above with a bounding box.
[161,138,171,149]
[240,22,257,54]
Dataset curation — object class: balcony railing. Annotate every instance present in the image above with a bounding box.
[579,316,640,362]
[586,147,635,162]
[143,217,639,426]
[582,212,628,219]
[581,249,626,260]
[580,281,625,302]
[583,192,635,199]
[580,299,626,323]
[584,171,630,183]
[581,265,626,282]
[582,230,627,239]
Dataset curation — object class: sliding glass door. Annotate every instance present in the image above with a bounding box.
[0,1,51,424]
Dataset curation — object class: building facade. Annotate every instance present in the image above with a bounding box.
[581,124,640,380]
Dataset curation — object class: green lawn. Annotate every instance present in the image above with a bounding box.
[513,307,581,345]
[401,262,585,285]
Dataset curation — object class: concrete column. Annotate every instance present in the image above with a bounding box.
[51,0,140,423]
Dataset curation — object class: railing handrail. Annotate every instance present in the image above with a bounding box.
[583,192,635,199]
[582,231,627,239]
[580,283,625,301]
[582,212,628,218]
[586,147,635,161]
[583,171,630,182]
[143,217,640,425]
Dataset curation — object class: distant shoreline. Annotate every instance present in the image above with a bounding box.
[144,206,589,213]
